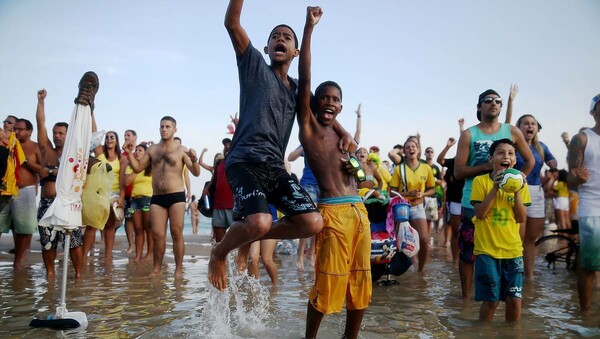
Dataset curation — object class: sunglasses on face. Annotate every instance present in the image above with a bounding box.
[481,97,502,105]
[426,150,433,154]
[348,156,366,182]
[3,120,14,124]
[105,135,116,140]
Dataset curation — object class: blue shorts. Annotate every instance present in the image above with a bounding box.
[226,162,318,221]
[579,216,600,271]
[458,207,475,263]
[475,254,523,302]
[131,196,151,212]
[302,183,320,204]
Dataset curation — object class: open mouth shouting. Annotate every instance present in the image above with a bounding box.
[499,160,511,171]
[274,43,286,56]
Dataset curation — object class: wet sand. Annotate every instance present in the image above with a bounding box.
[0,231,599,338]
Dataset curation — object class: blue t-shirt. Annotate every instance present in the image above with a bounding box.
[300,151,317,186]
[226,42,297,169]
[461,123,512,208]
[515,142,555,186]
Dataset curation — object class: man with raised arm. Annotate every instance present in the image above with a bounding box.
[298,7,370,339]
[123,116,200,277]
[208,0,355,290]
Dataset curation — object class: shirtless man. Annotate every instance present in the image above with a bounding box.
[187,195,199,235]
[11,119,42,269]
[298,7,370,339]
[36,89,84,278]
[124,116,201,277]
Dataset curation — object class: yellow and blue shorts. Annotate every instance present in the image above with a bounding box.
[309,196,372,314]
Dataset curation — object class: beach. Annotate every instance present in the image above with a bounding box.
[0,228,599,338]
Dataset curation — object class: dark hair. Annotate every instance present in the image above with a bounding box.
[191,195,196,201]
[311,81,343,112]
[54,122,69,130]
[16,118,33,131]
[489,138,515,156]
[174,137,182,143]
[268,24,298,48]
[161,116,177,126]
[5,115,17,122]
[103,131,121,160]
[558,169,568,182]
[125,129,137,136]
[136,143,151,176]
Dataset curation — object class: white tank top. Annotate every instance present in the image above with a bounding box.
[578,129,600,217]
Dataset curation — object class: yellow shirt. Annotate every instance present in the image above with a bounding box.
[554,181,568,198]
[1,133,26,196]
[96,153,121,193]
[376,165,391,191]
[471,174,531,259]
[126,167,153,197]
[389,162,435,201]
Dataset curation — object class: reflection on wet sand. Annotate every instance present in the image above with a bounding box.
[0,232,598,337]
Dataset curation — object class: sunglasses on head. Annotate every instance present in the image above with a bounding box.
[481,97,502,105]
[348,156,366,182]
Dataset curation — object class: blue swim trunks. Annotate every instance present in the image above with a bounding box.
[579,216,600,271]
[475,254,523,302]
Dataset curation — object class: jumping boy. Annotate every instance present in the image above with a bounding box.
[208,0,355,290]
[470,138,530,322]
[298,7,371,339]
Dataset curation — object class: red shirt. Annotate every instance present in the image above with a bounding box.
[213,160,233,209]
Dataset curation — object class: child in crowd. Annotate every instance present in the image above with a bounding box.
[470,138,530,322]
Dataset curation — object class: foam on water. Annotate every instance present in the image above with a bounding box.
[197,251,270,338]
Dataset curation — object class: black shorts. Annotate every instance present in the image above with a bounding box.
[226,162,318,221]
[151,192,186,209]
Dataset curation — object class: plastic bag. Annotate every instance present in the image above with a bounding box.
[425,197,438,221]
[397,221,419,258]
[81,161,111,229]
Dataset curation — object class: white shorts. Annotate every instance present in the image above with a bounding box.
[554,197,569,211]
[448,201,462,216]
[410,204,426,220]
[526,185,545,218]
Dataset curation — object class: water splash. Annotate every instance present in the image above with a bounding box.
[197,251,270,337]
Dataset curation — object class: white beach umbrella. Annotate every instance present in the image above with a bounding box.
[31,72,98,330]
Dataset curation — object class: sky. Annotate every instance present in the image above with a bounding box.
[1,0,599,195]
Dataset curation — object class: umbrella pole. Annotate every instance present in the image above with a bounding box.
[56,230,72,318]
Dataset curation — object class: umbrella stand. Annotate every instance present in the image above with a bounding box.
[29,229,88,330]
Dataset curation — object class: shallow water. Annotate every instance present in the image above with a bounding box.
[1,222,599,338]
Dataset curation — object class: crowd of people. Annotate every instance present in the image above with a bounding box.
[1,2,599,338]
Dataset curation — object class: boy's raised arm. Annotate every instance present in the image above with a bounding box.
[224,0,251,57]
[297,6,322,127]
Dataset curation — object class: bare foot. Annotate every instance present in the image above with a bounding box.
[142,255,152,262]
[46,270,56,279]
[208,252,228,291]
[295,256,305,270]
[126,247,134,254]
[174,267,184,278]
[309,254,316,267]
[149,268,162,277]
